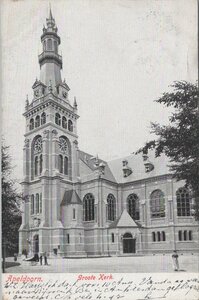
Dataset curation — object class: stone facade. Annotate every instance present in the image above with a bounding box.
[19,10,199,257]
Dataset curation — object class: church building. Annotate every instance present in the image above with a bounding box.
[19,10,198,257]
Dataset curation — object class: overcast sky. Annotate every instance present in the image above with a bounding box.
[1,0,197,187]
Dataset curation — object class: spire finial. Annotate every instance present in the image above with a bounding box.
[49,3,53,20]
[73,96,77,108]
[25,95,29,109]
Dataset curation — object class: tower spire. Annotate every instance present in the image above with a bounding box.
[39,8,62,88]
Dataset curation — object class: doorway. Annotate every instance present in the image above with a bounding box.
[33,234,39,254]
[123,233,136,253]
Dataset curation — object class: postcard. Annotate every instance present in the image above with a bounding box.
[1,0,198,299]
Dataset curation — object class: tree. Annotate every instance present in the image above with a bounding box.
[137,81,199,219]
[2,141,22,255]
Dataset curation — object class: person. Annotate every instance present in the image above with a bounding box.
[39,254,43,265]
[14,253,17,262]
[172,250,179,271]
[24,249,27,258]
[44,252,48,265]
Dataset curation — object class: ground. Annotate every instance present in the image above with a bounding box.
[3,253,199,273]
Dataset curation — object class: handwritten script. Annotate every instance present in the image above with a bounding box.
[3,273,199,300]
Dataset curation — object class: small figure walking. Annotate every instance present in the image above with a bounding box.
[39,254,43,265]
[172,250,179,271]
[44,252,48,265]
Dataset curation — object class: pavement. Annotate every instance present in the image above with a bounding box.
[4,253,199,273]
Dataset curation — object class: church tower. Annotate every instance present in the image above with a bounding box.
[19,10,80,256]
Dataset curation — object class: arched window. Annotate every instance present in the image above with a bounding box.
[36,193,39,214]
[152,232,156,242]
[184,230,187,241]
[47,39,52,50]
[178,230,182,241]
[55,113,61,125]
[39,193,42,214]
[35,115,40,128]
[176,188,191,217]
[58,155,63,173]
[58,136,70,176]
[35,156,38,176]
[150,190,165,218]
[39,154,43,174]
[41,112,46,125]
[189,231,192,241]
[157,231,161,242]
[83,193,95,221]
[29,118,34,130]
[107,194,116,221]
[32,136,43,179]
[64,156,68,175]
[162,231,166,241]
[31,195,34,215]
[127,194,140,220]
[54,41,58,53]
[111,233,115,243]
[62,116,67,129]
[68,120,73,132]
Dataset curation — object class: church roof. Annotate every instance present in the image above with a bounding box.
[79,150,117,183]
[107,151,171,184]
[109,209,139,228]
[61,190,82,206]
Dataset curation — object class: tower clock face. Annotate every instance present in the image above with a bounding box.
[59,137,68,154]
[34,137,43,154]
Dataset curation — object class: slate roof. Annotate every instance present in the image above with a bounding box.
[109,209,139,228]
[79,150,117,183]
[107,151,171,184]
[61,190,82,206]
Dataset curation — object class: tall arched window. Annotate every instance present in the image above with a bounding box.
[178,231,182,241]
[35,156,38,176]
[68,120,73,132]
[41,112,46,125]
[58,155,63,173]
[39,154,43,174]
[62,116,67,129]
[184,230,187,241]
[162,231,166,241]
[47,39,52,50]
[157,231,161,242]
[58,136,70,176]
[64,156,68,175]
[107,194,116,221]
[39,193,42,214]
[127,194,139,220]
[176,188,191,216]
[189,231,192,241]
[29,118,34,130]
[54,41,58,53]
[31,195,34,215]
[36,193,39,214]
[55,113,61,125]
[152,232,156,242]
[35,115,40,128]
[150,190,165,218]
[32,136,43,179]
[83,193,95,221]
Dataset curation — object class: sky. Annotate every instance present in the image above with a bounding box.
[1,0,198,187]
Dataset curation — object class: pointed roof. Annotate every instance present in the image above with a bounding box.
[49,7,53,20]
[61,190,82,206]
[109,209,139,228]
[79,150,117,183]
